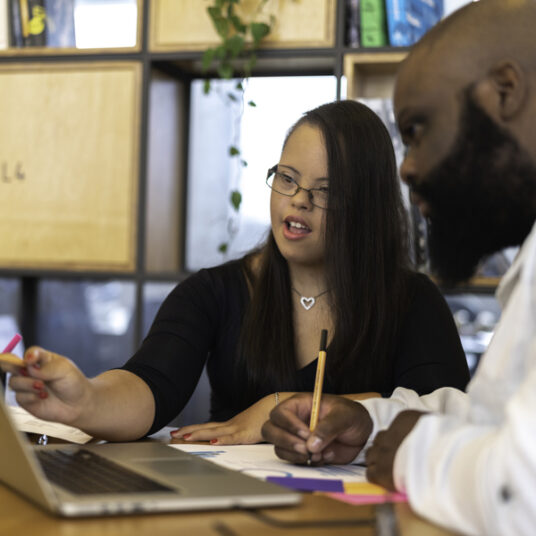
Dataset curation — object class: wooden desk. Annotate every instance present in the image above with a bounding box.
[0,482,456,536]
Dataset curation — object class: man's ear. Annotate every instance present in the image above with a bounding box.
[487,60,527,120]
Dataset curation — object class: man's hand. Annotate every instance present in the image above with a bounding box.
[262,393,373,465]
[366,410,425,490]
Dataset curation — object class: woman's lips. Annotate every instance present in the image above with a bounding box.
[283,217,312,240]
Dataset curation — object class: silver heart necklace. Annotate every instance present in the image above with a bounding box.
[291,287,329,311]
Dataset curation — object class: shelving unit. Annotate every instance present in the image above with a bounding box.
[0,0,492,380]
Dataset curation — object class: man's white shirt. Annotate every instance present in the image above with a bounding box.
[359,221,536,536]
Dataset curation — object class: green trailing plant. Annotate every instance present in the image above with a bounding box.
[202,0,272,93]
[202,0,274,254]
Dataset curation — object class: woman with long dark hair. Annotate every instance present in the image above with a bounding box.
[4,101,469,443]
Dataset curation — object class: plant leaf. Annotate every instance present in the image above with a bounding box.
[241,159,248,167]
[218,63,233,79]
[207,6,222,19]
[214,45,226,60]
[203,79,212,94]
[250,22,271,45]
[218,242,228,253]
[229,146,240,156]
[226,34,245,58]
[244,55,257,78]
[230,190,242,211]
[212,16,229,38]
[230,14,247,33]
[201,48,215,71]
[247,100,256,107]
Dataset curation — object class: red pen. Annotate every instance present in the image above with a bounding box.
[0,334,24,367]
[2,333,22,353]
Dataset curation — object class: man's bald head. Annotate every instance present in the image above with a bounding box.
[403,0,536,86]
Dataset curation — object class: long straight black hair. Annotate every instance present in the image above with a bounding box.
[239,100,411,404]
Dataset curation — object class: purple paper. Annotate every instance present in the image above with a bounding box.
[267,476,344,492]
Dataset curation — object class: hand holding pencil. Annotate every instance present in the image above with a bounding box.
[262,329,374,466]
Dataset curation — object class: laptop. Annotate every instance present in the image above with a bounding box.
[0,389,301,517]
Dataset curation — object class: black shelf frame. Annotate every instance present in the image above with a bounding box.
[0,0,493,355]
[0,0,352,351]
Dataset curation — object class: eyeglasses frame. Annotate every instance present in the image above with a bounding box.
[266,165,328,209]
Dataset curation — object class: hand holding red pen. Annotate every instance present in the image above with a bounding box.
[5,344,157,441]
[6,346,93,426]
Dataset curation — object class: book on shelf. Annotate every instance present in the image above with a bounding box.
[385,0,412,46]
[9,0,75,48]
[406,0,443,43]
[0,0,8,49]
[385,0,444,47]
[360,0,388,47]
[346,0,360,48]
[349,0,445,48]
[8,0,22,46]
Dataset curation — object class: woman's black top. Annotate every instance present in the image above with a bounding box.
[122,260,470,434]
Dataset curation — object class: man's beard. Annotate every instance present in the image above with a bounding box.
[411,89,536,286]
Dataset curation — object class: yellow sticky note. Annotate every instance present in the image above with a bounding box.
[343,482,389,495]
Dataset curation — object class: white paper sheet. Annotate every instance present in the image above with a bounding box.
[171,443,367,482]
[9,406,92,444]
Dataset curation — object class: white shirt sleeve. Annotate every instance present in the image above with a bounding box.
[393,364,536,536]
[352,386,469,463]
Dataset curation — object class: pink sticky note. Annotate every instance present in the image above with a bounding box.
[326,491,408,505]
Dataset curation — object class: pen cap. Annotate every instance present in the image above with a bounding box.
[319,329,328,352]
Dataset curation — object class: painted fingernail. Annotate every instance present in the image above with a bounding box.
[33,381,44,391]
[32,363,41,370]
[210,439,218,445]
[182,433,191,440]
[20,368,28,377]
[39,391,48,399]
[170,429,180,436]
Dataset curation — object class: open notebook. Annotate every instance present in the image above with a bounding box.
[0,387,300,517]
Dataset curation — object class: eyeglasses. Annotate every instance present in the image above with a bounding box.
[266,165,329,209]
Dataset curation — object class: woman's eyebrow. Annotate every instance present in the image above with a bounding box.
[277,164,300,175]
[278,165,329,182]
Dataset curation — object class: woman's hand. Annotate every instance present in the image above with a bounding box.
[6,346,93,426]
[171,393,286,445]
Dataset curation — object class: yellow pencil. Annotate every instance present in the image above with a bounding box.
[309,329,328,433]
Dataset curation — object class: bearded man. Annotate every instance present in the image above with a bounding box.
[262,1,536,534]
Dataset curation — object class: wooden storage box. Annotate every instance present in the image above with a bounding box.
[150,0,336,51]
[344,51,407,100]
[0,62,141,271]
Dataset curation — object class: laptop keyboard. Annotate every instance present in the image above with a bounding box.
[36,448,174,495]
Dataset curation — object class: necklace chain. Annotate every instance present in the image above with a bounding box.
[291,287,329,311]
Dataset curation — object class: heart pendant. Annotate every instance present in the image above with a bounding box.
[300,297,315,310]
